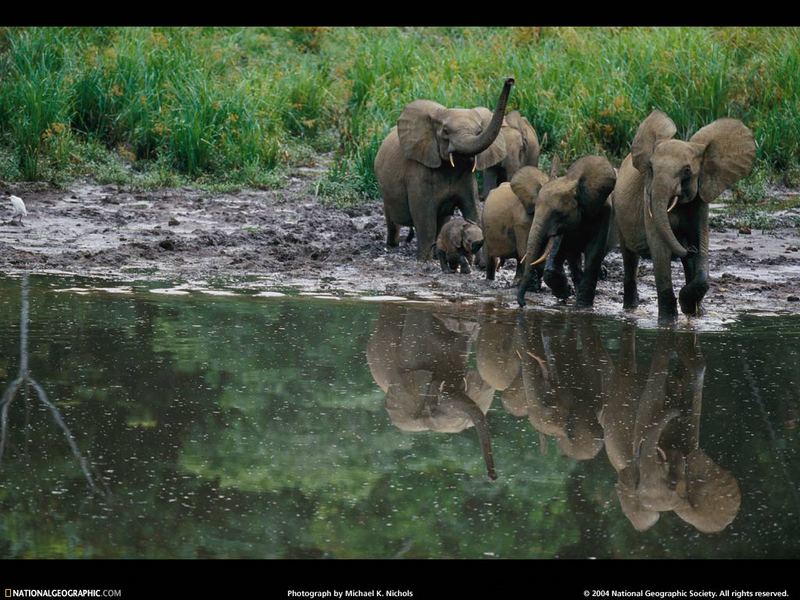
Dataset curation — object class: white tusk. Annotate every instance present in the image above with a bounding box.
[647,195,653,219]
[449,153,455,168]
[471,156,477,173]
[530,238,554,267]
[667,195,679,213]
[657,446,667,461]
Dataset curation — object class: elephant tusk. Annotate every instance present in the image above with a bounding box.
[520,252,528,264]
[657,446,667,461]
[667,195,679,213]
[463,376,468,392]
[449,153,455,168]
[471,156,477,173]
[647,195,653,219]
[530,238,554,267]
[515,349,522,360]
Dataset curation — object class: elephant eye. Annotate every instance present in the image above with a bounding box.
[681,166,692,180]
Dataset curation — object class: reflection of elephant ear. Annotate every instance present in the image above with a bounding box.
[556,416,604,461]
[398,100,446,168]
[505,110,539,166]
[565,155,617,216]
[674,449,742,533]
[689,119,756,203]
[477,322,521,392]
[510,166,549,214]
[616,466,661,531]
[631,110,677,173]
[500,377,527,417]
[464,370,495,413]
[473,107,508,170]
[385,370,441,432]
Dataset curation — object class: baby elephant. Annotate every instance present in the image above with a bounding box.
[435,216,484,274]
[482,166,550,286]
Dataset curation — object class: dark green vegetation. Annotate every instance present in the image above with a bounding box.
[0,276,798,558]
[0,27,798,201]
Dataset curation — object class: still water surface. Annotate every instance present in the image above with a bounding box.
[0,275,798,558]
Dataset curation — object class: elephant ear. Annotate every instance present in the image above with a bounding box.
[464,370,495,413]
[385,370,436,432]
[631,110,677,173]
[568,155,617,216]
[616,467,661,531]
[548,154,561,180]
[510,166,549,214]
[473,107,507,170]
[674,449,742,533]
[689,118,756,203]
[397,100,446,168]
[505,110,539,165]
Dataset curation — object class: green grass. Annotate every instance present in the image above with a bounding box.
[0,27,798,200]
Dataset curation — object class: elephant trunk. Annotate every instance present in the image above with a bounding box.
[636,408,685,511]
[648,185,689,258]
[456,77,514,157]
[516,212,549,305]
[449,391,497,480]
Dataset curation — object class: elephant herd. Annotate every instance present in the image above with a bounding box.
[374,78,756,325]
[366,303,742,534]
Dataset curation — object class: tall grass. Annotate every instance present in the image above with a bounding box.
[0,27,798,197]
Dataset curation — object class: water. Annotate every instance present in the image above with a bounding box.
[0,274,798,559]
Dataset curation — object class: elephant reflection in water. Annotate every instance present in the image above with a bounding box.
[600,326,741,533]
[366,304,497,479]
[476,313,606,461]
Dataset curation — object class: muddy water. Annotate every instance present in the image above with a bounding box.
[0,274,798,558]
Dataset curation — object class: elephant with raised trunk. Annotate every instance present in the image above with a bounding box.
[599,326,741,533]
[516,156,616,308]
[480,110,540,201]
[366,304,498,480]
[613,110,755,324]
[374,78,515,260]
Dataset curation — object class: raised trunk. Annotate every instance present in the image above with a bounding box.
[456,78,515,157]
[449,391,497,480]
[648,190,689,258]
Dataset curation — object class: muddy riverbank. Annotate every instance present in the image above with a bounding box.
[1,162,799,329]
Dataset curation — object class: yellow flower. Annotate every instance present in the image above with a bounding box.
[111,84,123,97]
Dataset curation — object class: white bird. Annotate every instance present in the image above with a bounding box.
[8,195,27,226]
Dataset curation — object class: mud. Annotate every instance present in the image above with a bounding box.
[1,159,799,330]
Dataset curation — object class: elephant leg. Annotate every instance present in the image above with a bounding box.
[486,255,497,280]
[519,263,542,291]
[405,227,415,244]
[410,199,437,261]
[621,246,640,310]
[652,245,678,324]
[386,218,400,248]
[438,249,452,273]
[475,245,487,270]
[543,236,572,300]
[459,254,472,274]
[460,180,481,224]
[568,253,583,288]
[679,204,709,316]
[575,209,612,308]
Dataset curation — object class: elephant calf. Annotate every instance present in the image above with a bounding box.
[435,216,484,274]
[482,166,550,286]
[612,110,755,324]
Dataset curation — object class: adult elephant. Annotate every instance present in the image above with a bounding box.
[613,110,755,324]
[516,156,616,308]
[516,313,607,460]
[366,304,498,480]
[374,78,515,260]
[480,110,540,200]
[599,327,741,532]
